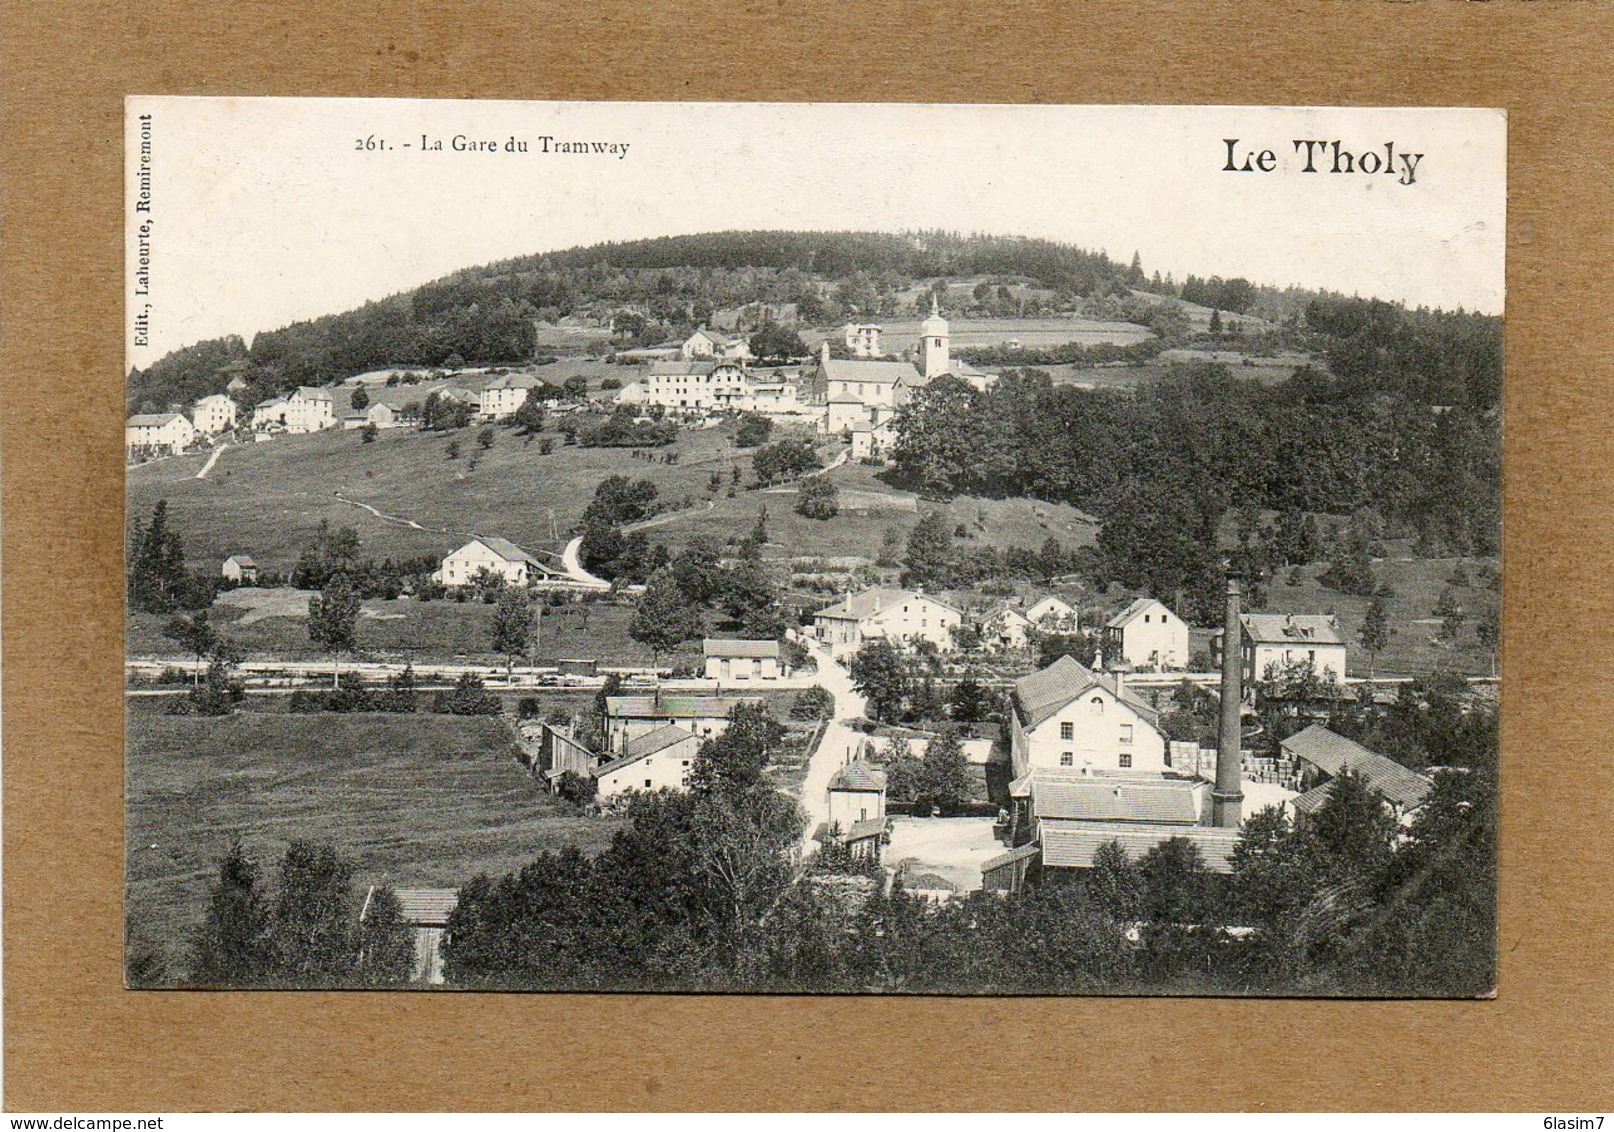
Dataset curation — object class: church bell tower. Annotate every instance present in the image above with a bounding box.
[919,293,950,380]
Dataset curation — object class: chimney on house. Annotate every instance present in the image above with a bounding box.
[1212,575,1245,829]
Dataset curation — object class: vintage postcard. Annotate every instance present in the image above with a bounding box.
[124,98,1503,995]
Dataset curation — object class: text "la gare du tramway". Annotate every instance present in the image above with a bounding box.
[355,134,630,158]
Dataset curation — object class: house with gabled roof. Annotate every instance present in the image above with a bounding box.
[983,605,1034,651]
[1280,724,1432,822]
[1214,612,1347,684]
[361,886,458,984]
[603,692,758,753]
[433,537,555,589]
[1025,594,1080,631]
[1007,654,1168,779]
[812,344,927,435]
[125,412,197,455]
[221,554,259,585]
[811,587,962,655]
[682,327,750,360]
[595,725,701,799]
[634,358,749,411]
[284,386,335,433]
[192,393,238,435]
[1104,597,1190,671]
[478,372,537,420]
[813,760,889,860]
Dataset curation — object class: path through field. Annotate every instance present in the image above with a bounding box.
[559,536,612,589]
[194,445,226,479]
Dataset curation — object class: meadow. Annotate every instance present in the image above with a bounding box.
[125,712,627,977]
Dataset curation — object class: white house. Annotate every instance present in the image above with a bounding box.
[361,887,458,985]
[341,402,398,430]
[1007,654,1169,779]
[634,359,749,412]
[814,760,889,860]
[251,396,288,430]
[811,587,962,655]
[1216,612,1348,684]
[433,537,553,588]
[283,387,335,433]
[983,606,1034,651]
[603,694,755,754]
[594,725,702,800]
[1026,595,1080,632]
[843,323,882,357]
[702,639,782,683]
[125,412,197,455]
[1104,597,1190,671]
[191,394,238,435]
[478,373,536,419]
[221,554,259,584]
[812,345,926,435]
[681,327,750,360]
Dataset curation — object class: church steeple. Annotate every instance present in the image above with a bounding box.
[919,292,950,380]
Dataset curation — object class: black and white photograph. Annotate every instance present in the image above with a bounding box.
[124,98,1504,996]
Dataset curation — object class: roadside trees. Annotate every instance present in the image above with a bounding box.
[307,572,361,688]
[630,566,705,665]
[491,588,535,681]
[848,638,909,723]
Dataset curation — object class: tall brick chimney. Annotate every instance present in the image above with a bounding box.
[1212,576,1245,829]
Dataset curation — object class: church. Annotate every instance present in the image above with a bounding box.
[811,297,996,460]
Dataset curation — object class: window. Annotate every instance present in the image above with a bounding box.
[1060,752,1074,766]
[645,779,653,789]
[1060,722,1073,741]
[1119,724,1133,744]
[1144,614,1150,623]
[1090,697,1105,716]
[1119,752,1132,769]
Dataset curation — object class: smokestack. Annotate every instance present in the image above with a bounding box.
[1212,575,1245,829]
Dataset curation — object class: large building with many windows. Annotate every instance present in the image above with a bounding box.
[1006,654,1169,778]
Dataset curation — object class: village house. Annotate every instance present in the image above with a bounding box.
[191,393,238,435]
[681,327,750,360]
[433,537,554,588]
[603,693,757,754]
[1006,654,1170,779]
[1104,597,1190,671]
[983,605,1034,651]
[250,396,288,430]
[361,887,458,985]
[594,725,702,799]
[814,760,889,860]
[283,386,336,433]
[1280,724,1432,825]
[843,322,882,357]
[478,373,537,419]
[1213,612,1348,684]
[126,412,198,456]
[1025,594,1080,631]
[221,554,259,585]
[811,344,925,436]
[811,587,962,655]
[702,638,783,682]
[341,402,398,430]
[630,359,749,412]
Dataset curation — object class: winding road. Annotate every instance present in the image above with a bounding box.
[795,637,870,852]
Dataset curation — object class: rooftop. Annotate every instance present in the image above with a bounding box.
[1107,597,1172,630]
[622,723,700,760]
[813,587,961,621]
[1279,724,1431,810]
[388,887,459,927]
[819,357,923,386]
[1031,776,1200,824]
[1039,821,1242,873]
[1011,654,1160,730]
[127,413,188,427]
[829,761,887,792]
[702,638,781,659]
[605,694,754,719]
[1241,613,1344,646]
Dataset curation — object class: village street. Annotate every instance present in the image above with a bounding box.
[794,636,869,853]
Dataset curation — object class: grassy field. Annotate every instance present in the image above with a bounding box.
[801,316,1154,355]
[126,712,626,977]
[126,414,768,573]
[127,592,674,666]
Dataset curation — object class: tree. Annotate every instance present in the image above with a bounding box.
[437,671,502,715]
[848,638,910,723]
[733,412,773,448]
[688,702,784,798]
[163,609,217,685]
[128,499,193,613]
[1475,606,1500,676]
[1086,840,1146,921]
[356,885,416,985]
[1139,837,1215,924]
[351,387,370,411]
[794,475,839,520]
[512,394,546,435]
[629,566,705,664]
[563,375,589,399]
[1307,768,1397,885]
[307,572,360,688]
[948,671,991,723]
[360,422,378,444]
[491,587,535,680]
[189,840,273,986]
[270,841,358,985]
[904,510,954,586]
[477,424,496,450]
[913,726,972,814]
[1359,595,1393,678]
[1433,586,1467,646]
[445,439,461,460]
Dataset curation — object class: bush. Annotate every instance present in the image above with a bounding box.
[555,771,596,807]
[790,685,835,720]
[600,377,622,391]
[518,697,542,720]
[432,672,501,715]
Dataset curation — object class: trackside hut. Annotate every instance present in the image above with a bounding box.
[595,725,701,799]
[702,638,782,682]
